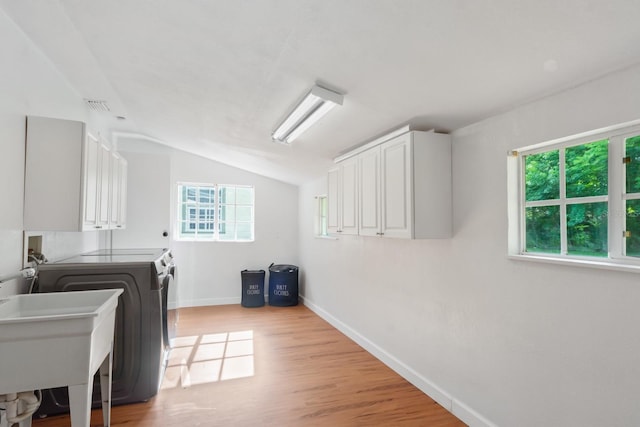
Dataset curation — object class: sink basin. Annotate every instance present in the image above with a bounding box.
[0,288,122,398]
[0,289,120,325]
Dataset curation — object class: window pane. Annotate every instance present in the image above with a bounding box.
[180,221,194,234]
[525,206,560,253]
[199,208,214,221]
[566,139,608,198]
[186,187,197,203]
[566,202,608,256]
[236,223,253,240]
[525,150,559,201]
[236,187,254,205]
[198,221,214,231]
[199,187,214,204]
[219,205,235,221]
[626,199,640,257]
[625,135,640,194]
[219,222,236,240]
[178,183,254,242]
[219,186,236,204]
[236,206,253,222]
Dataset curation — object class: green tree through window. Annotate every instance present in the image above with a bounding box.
[524,140,608,257]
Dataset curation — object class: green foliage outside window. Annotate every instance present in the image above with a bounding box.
[525,206,560,253]
[525,150,559,201]
[524,140,608,257]
[626,136,640,256]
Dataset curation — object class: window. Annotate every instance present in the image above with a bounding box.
[508,120,640,269]
[315,195,328,237]
[177,183,254,241]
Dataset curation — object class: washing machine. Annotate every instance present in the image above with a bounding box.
[33,248,177,417]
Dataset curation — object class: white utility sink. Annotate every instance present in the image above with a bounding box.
[0,289,123,426]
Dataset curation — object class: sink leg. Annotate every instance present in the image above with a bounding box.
[99,350,113,427]
[68,381,92,427]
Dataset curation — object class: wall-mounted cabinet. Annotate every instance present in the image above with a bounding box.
[24,116,127,231]
[327,157,358,235]
[109,151,128,229]
[329,128,451,239]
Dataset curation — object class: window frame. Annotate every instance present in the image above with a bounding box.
[176,182,255,242]
[314,194,336,239]
[314,194,329,237]
[508,118,640,272]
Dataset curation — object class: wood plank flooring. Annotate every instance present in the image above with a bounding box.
[32,304,466,426]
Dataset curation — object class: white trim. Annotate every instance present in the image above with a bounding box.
[508,253,640,273]
[177,297,241,307]
[334,125,412,163]
[517,118,640,155]
[300,294,496,427]
[452,400,499,427]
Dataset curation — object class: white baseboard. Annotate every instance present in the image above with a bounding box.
[299,295,496,427]
[178,296,241,307]
[452,399,498,427]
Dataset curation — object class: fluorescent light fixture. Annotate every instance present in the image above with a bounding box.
[272,85,343,144]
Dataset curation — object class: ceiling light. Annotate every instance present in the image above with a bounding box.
[272,85,343,144]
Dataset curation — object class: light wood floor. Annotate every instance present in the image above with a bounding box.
[33,304,466,426]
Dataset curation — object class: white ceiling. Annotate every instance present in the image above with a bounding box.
[3,0,640,184]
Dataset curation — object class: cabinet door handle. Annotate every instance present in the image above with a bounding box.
[95,225,103,229]
[376,232,384,236]
[337,230,343,233]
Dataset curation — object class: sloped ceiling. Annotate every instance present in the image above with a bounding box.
[3,0,640,184]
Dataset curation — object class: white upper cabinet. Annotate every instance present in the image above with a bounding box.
[358,146,381,237]
[340,157,359,235]
[327,166,340,234]
[327,158,359,235]
[381,132,413,238]
[96,139,111,229]
[82,132,100,229]
[381,130,451,239]
[24,116,127,232]
[109,151,128,229]
[330,128,451,239]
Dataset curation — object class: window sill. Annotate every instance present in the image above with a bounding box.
[314,235,338,240]
[175,239,255,243]
[508,253,640,274]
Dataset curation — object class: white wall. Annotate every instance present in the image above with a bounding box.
[299,63,640,427]
[114,141,299,308]
[0,9,102,297]
[171,150,299,307]
[112,141,173,249]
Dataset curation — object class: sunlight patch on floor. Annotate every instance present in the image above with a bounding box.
[161,330,254,389]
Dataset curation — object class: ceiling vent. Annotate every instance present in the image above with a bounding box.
[84,99,111,112]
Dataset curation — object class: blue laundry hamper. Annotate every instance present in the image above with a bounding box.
[241,269,265,307]
[268,263,299,306]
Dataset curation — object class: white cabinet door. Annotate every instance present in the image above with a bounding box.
[25,116,86,231]
[109,151,127,229]
[96,141,111,229]
[381,133,413,239]
[118,157,128,229]
[82,132,100,230]
[358,147,381,236]
[327,167,340,234]
[340,157,358,235]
